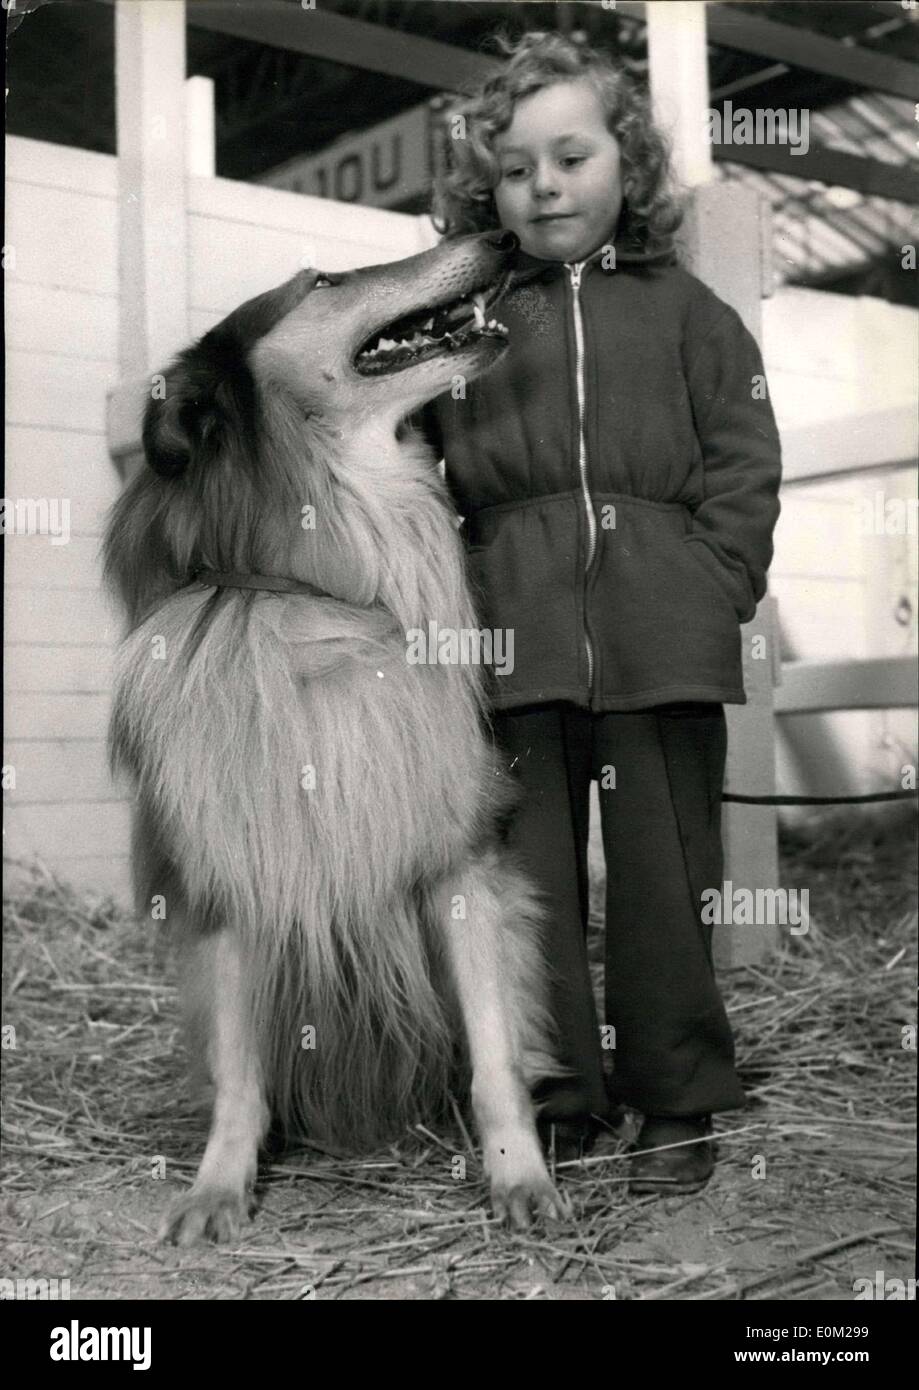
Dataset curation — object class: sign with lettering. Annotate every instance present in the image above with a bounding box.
[258,103,448,210]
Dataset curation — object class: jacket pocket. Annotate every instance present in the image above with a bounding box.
[681,531,756,623]
[665,525,741,638]
[592,498,744,698]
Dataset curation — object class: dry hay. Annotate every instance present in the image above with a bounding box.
[1,809,915,1300]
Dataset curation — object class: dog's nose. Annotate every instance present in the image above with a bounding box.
[485,229,519,251]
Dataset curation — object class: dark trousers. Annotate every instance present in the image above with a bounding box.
[491,701,746,1121]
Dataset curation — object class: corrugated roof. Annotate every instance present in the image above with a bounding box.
[716,92,915,292]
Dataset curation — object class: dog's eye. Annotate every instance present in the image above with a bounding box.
[314,275,335,289]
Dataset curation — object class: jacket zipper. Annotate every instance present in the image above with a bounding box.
[567,261,596,695]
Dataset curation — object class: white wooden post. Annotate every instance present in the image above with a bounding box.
[647,0,779,968]
[113,0,189,378]
[186,75,217,179]
[646,0,714,191]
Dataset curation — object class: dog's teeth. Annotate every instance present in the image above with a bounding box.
[357,295,508,372]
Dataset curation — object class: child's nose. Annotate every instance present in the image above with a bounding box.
[532,165,561,199]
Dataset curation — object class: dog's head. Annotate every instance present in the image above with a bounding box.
[142,229,516,479]
[108,231,517,623]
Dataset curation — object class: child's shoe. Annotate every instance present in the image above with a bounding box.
[538,1103,627,1165]
[538,1116,598,1165]
[627,1114,714,1194]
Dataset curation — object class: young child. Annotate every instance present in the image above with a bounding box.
[416,32,782,1193]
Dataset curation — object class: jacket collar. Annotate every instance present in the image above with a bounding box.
[509,234,676,287]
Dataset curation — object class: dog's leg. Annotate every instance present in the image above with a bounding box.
[160,927,269,1246]
[434,855,569,1229]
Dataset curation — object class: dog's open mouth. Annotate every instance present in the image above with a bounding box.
[354,273,511,376]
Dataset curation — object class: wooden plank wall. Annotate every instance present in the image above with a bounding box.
[3,135,435,902]
[764,289,919,808]
[5,139,127,898]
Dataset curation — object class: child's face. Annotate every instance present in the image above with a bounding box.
[492,78,624,263]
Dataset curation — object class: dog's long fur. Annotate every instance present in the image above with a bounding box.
[104,233,567,1241]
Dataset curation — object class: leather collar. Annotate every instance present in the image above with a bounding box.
[193,568,330,598]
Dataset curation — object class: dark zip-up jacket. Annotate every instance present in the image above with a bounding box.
[417,238,782,712]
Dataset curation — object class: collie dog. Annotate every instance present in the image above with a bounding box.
[104,230,567,1244]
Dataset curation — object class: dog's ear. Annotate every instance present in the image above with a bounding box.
[143,345,254,479]
[142,374,197,479]
[142,366,218,479]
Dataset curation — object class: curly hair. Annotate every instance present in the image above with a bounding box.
[430,30,683,256]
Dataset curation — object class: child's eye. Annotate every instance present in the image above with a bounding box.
[561,155,587,167]
[502,167,529,182]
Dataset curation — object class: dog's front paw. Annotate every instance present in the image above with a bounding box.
[485,1133,572,1230]
[159,1185,251,1246]
[490,1171,571,1230]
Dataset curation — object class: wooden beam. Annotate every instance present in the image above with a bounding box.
[184,0,499,92]
[776,657,918,714]
[781,406,918,484]
[646,0,713,189]
[713,141,919,206]
[677,179,780,970]
[677,180,767,337]
[114,0,189,375]
[104,0,918,116]
[706,2,919,102]
[186,75,216,179]
[107,373,151,470]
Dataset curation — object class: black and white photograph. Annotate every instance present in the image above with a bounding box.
[3,0,917,1328]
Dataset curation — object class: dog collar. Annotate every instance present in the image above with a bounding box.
[193,568,330,597]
